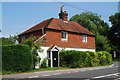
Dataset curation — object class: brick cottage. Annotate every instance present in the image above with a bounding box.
[18,7,96,68]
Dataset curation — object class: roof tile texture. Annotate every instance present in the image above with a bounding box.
[19,18,94,36]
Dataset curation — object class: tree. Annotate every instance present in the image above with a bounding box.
[70,12,111,51]
[1,35,18,45]
[70,12,109,36]
[0,37,13,45]
[23,35,42,69]
[108,13,120,49]
[96,35,111,51]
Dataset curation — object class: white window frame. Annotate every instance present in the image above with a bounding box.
[82,35,87,43]
[61,31,68,41]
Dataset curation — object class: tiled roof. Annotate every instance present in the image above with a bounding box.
[19,18,94,36]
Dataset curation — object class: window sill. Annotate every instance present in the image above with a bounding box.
[61,39,68,42]
[82,41,87,43]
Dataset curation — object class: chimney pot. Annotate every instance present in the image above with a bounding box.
[58,6,68,21]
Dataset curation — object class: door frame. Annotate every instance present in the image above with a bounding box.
[47,45,59,67]
[52,51,58,67]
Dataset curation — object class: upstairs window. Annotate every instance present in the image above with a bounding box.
[61,31,68,41]
[21,35,26,41]
[82,35,87,43]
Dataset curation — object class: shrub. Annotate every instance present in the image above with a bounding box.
[2,44,32,72]
[60,50,112,68]
[98,51,113,65]
[60,50,89,68]
[40,58,47,68]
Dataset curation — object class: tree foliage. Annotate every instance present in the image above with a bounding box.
[70,12,109,36]
[1,37,13,45]
[108,12,120,49]
[70,12,110,51]
[60,50,112,68]
[23,35,42,69]
[1,35,18,45]
[2,44,32,72]
[96,35,111,51]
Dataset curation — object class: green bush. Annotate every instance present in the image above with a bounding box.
[60,50,112,68]
[98,51,113,65]
[41,58,47,68]
[2,44,32,72]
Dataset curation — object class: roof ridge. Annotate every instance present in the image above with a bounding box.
[45,18,54,28]
[19,17,94,36]
[19,18,54,35]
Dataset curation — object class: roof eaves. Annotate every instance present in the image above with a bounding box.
[18,18,53,36]
[46,28,95,36]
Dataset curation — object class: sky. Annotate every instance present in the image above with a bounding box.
[2,0,120,2]
[1,2,119,37]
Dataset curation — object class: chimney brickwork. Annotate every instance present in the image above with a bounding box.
[58,6,68,21]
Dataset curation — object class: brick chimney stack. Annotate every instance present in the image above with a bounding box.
[59,6,68,21]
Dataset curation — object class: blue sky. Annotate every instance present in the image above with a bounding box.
[2,0,120,2]
[2,2,118,37]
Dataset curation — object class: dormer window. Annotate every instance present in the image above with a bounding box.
[61,31,68,41]
[82,35,87,43]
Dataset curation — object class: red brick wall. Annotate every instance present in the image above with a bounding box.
[19,29,95,49]
[19,30,42,43]
[41,29,95,49]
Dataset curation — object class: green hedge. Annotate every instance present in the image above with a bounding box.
[2,44,32,72]
[60,50,112,68]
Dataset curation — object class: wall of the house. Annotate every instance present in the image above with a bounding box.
[18,30,42,43]
[18,27,96,68]
[41,29,95,50]
[36,45,95,68]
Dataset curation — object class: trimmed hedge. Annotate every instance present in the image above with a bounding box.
[60,50,112,68]
[2,44,32,72]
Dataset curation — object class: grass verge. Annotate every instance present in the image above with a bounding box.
[2,67,69,75]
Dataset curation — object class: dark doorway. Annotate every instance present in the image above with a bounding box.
[52,51,58,67]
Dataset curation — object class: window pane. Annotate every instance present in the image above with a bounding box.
[63,32,66,38]
[82,35,87,42]
[61,31,68,40]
